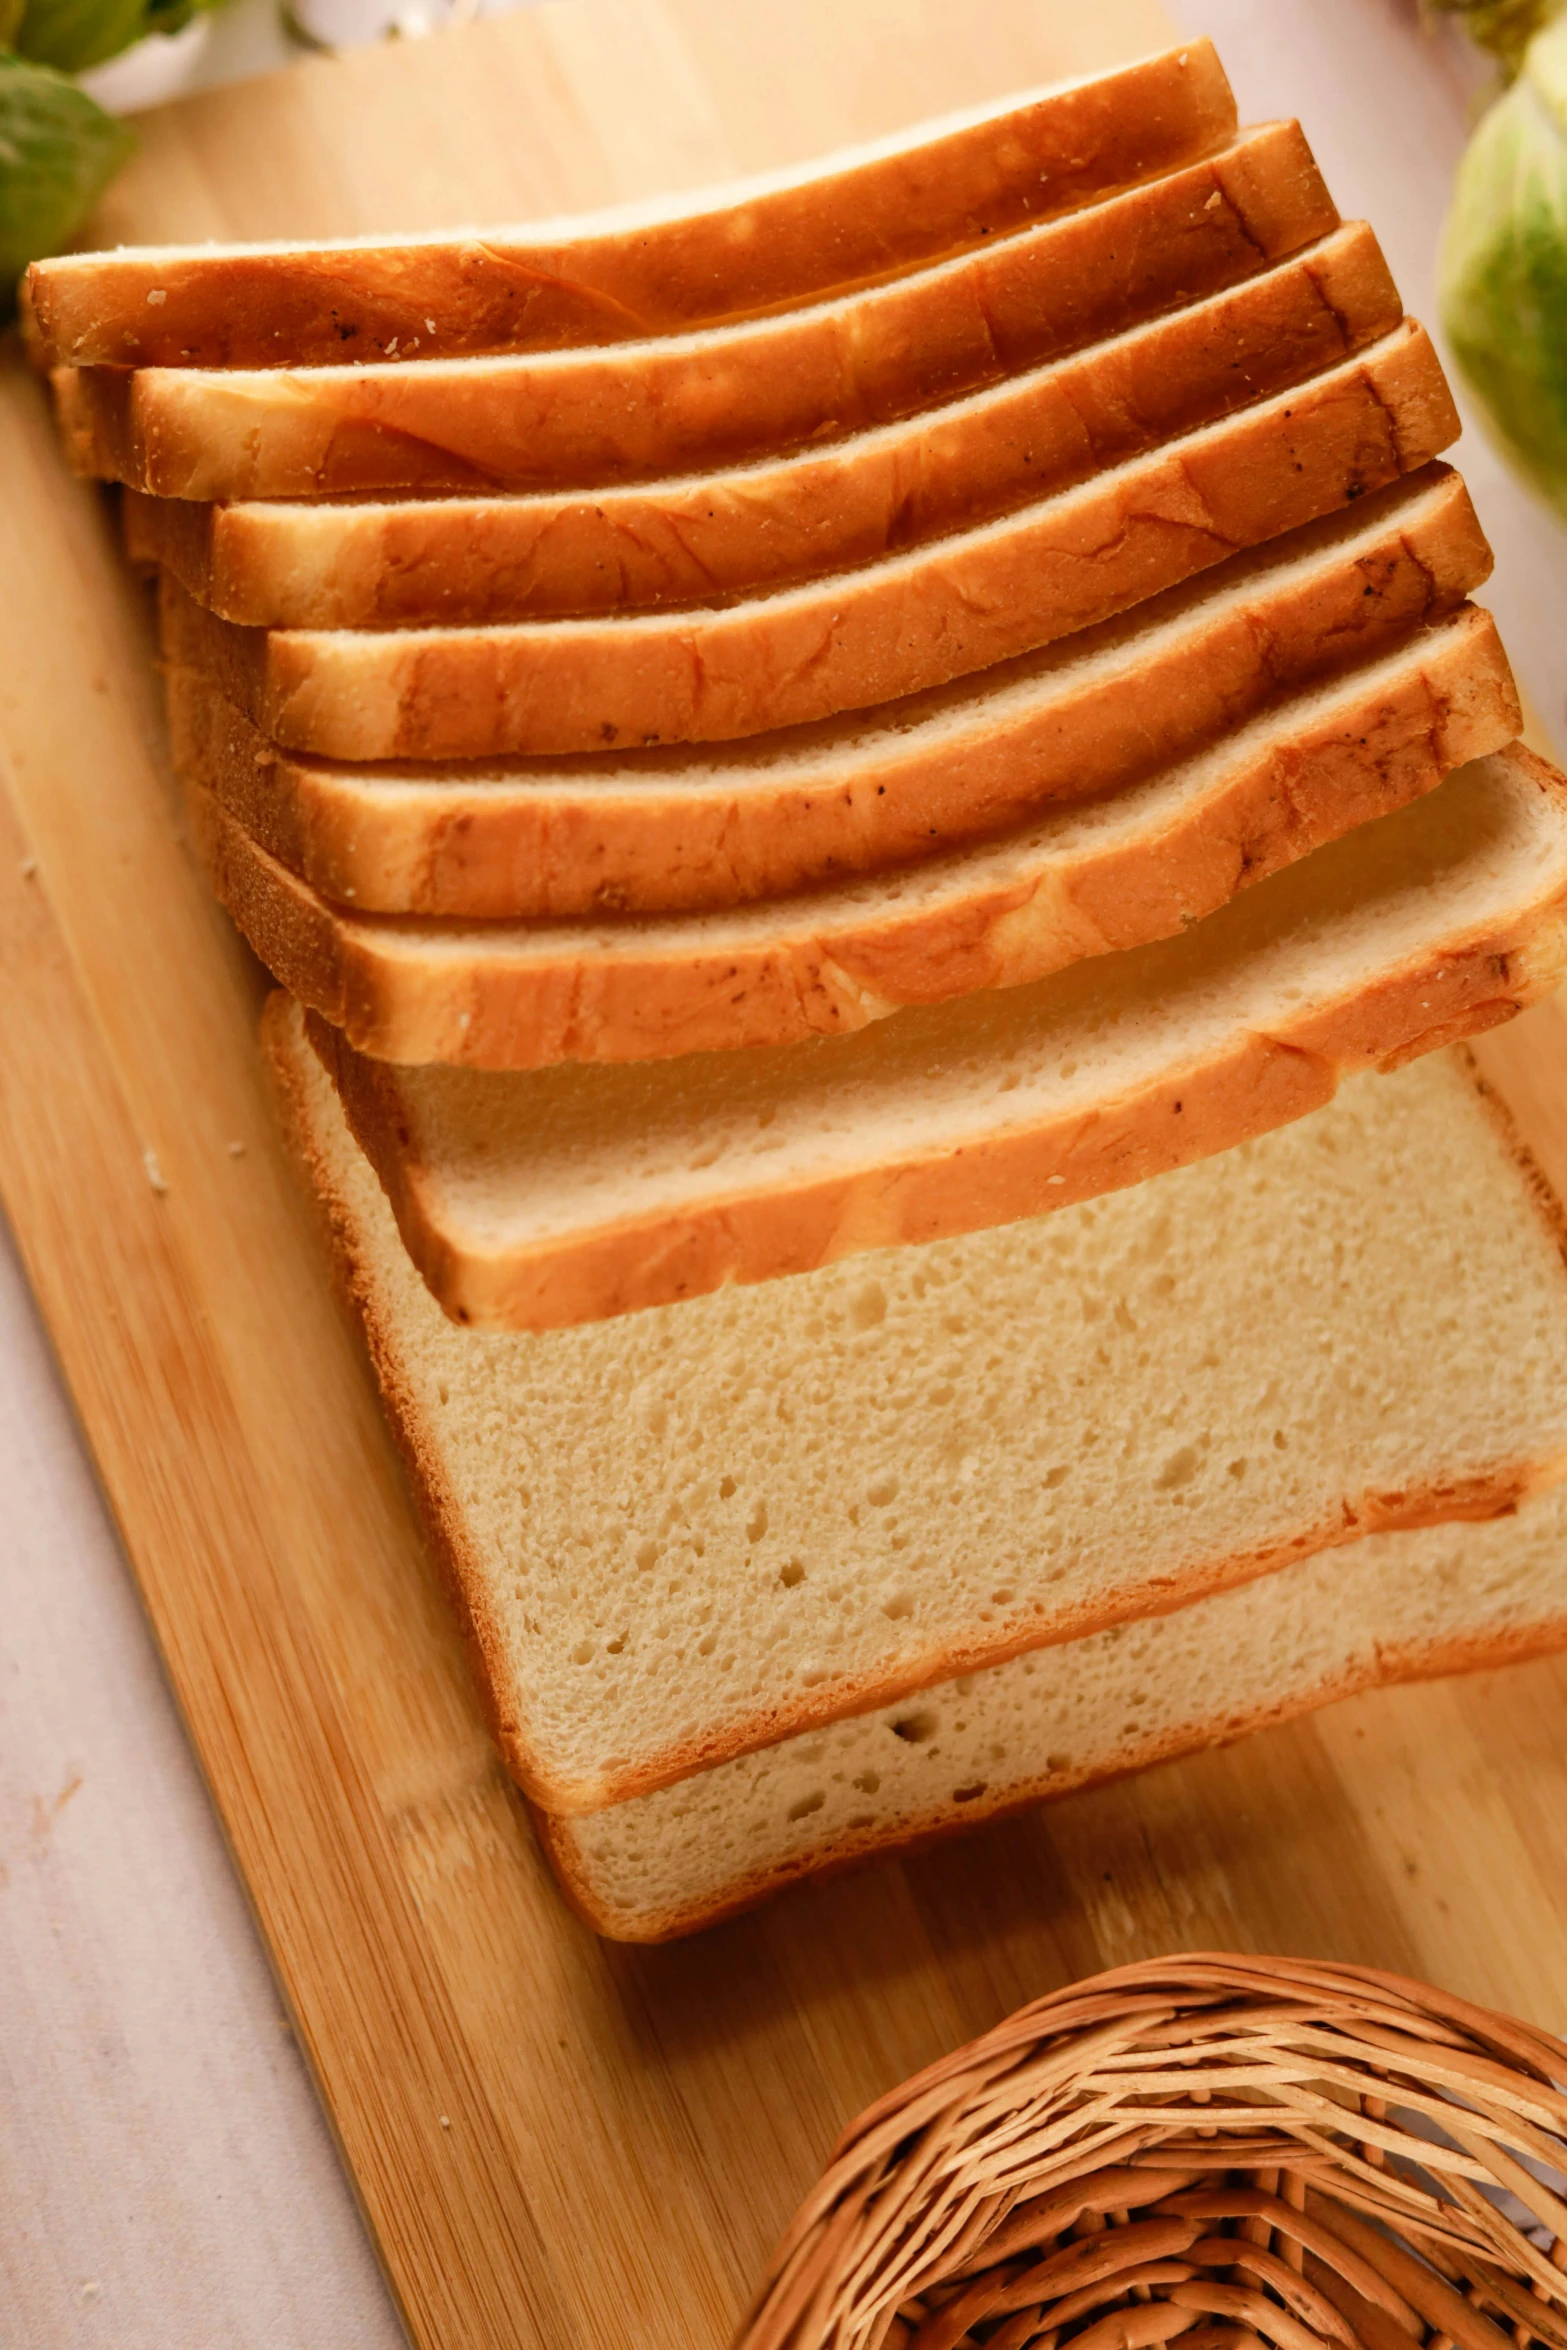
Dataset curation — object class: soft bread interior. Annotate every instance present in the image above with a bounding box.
[269,997,1567,1812]
[544,1484,1567,1939]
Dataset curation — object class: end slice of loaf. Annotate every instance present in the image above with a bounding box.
[123,223,1402,628]
[189,605,1520,1067]
[167,471,1494,920]
[267,998,1567,1810]
[307,747,1567,1333]
[155,328,1457,763]
[59,123,1337,502]
[21,44,1237,369]
[541,1488,1567,1939]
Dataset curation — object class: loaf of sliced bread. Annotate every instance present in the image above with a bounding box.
[190,605,1520,1067]
[57,123,1337,501]
[306,749,1567,1329]
[22,44,1237,369]
[156,334,1455,763]
[123,224,1401,628]
[266,997,1567,1810]
[169,472,1494,919]
[542,1486,1567,1939]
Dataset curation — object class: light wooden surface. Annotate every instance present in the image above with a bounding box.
[2,5,1567,2346]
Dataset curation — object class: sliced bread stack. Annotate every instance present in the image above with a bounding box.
[29,40,1567,1938]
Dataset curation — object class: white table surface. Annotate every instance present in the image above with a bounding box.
[1178,0,1567,754]
[0,1220,405,2347]
[3,6,1565,2345]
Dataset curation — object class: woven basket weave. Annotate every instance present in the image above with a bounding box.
[734,1955,1567,2350]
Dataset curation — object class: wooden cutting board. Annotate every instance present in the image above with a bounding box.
[3,5,1567,2344]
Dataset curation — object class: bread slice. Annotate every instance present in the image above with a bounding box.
[303,747,1567,1332]
[22,43,1237,369]
[168,470,1495,920]
[57,122,1337,502]
[123,224,1402,628]
[156,332,1456,764]
[189,604,1521,1067]
[266,996,1567,1810]
[541,1487,1567,1939]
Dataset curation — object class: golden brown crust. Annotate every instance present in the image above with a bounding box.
[60,125,1338,502]
[538,1600,1567,1941]
[123,230,1403,628]
[166,472,1494,920]
[22,46,1236,368]
[157,339,1458,765]
[186,607,1521,1067]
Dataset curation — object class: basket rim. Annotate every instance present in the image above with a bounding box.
[735,1952,1567,2350]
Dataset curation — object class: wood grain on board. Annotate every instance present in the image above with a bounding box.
[1,5,1566,2345]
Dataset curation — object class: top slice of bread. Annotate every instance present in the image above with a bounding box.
[309,748,1567,1333]
[122,223,1401,628]
[267,1003,1567,1811]
[56,123,1335,501]
[22,44,1235,368]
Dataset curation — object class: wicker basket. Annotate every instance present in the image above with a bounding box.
[735,1954,1567,2350]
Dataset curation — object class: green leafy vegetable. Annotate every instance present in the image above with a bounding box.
[10,0,224,74]
[1440,14,1567,520]
[142,0,213,32]
[14,0,150,73]
[0,52,133,299]
[1426,0,1561,77]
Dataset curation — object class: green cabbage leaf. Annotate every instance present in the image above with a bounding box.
[7,0,223,76]
[13,0,148,72]
[1427,0,1559,78]
[0,52,133,296]
[1440,14,1567,520]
